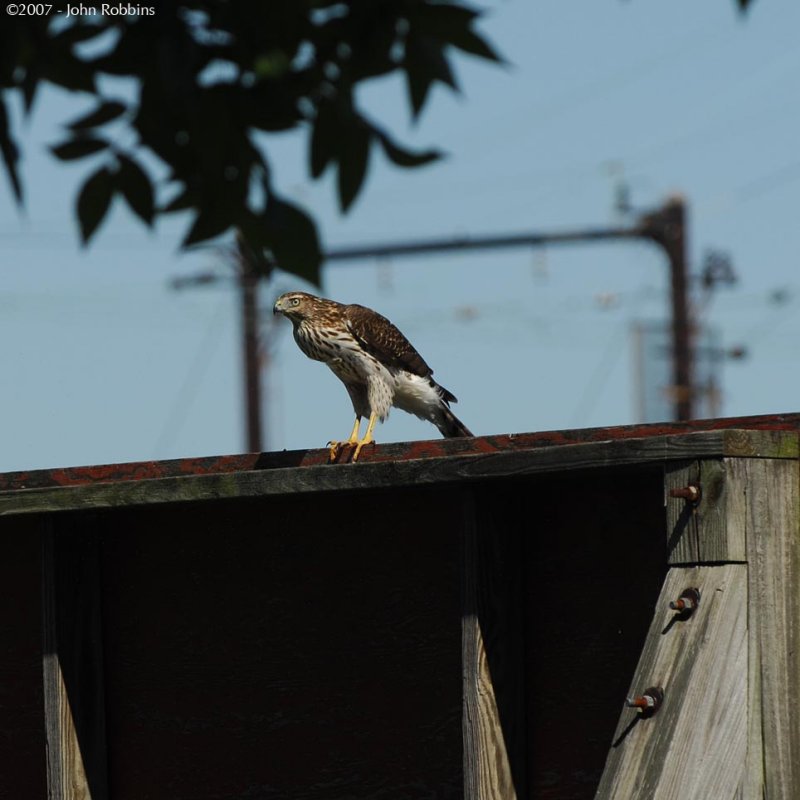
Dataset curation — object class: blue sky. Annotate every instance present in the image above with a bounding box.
[2,0,800,472]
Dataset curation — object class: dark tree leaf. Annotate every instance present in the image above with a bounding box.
[116,154,154,226]
[404,35,459,119]
[0,96,23,204]
[337,120,370,211]
[91,23,160,77]
[161,185,198,214]
[51,137,107,161]
[77,165,114,244]
[374,128,442,168]
[410,3,480,36]
[21,71,39,114]
[2,0,502,283]
[310,100,337,179]
[448,28,503,63]
[344,12,399,81]
[405,66,432,120]
[409,2,503,63]
[52,22,109,46]
[68,101,127,131]
[262,195,322,286]
[233,224,276,279]
[408,34,458,90]
[43,47,97,94]
[246,82,301,132]
[182,202,236,247]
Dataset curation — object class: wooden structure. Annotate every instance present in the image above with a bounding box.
[2,413,800,799]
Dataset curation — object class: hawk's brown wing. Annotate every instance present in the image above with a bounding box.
[344,304,432,378]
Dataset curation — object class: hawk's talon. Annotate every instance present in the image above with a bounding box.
[351,438,375,462]
[349,411,378,462]
[327,440,356,463]
[327,416,363,463]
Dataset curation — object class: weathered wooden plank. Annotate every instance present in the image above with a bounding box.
[722,429,799,459]
[665,460,700,564]
[666,458,748,565]
[742,584,764,800]
[3,413,800,494]
[461,492,522,799]
[695,458,746,562]
[0,430,770,517]
[744,458,800,798]
[596,564,749,798]
[42,517,108,800]
[462,613,514,800]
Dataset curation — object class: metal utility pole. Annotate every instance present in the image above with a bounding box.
[171,234,271,453]
[637,197,692,421]
[239,261,263,453]
[325,195,694,421]
[232,231,277,453]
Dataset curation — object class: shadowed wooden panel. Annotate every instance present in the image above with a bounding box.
[0,517,46,800]
[516,468,666,799]
[100,487,463,800]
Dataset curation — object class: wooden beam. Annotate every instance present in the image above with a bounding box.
[665,460,700,564]
[609,455,800,796]
[666,458,747,564]
[42,517,108,800]
[2,430,796,518]
[743,458,800,796]
[596,564,749,797]
[4,412,800,494]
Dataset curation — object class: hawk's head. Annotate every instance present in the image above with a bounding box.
[273,291,327,322]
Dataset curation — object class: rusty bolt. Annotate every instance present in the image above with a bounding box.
[669,587,701,614]
[669,484,701,503]
[625,686,664,716]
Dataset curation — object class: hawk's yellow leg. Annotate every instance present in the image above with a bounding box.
[328,416,362,462]
[351,411,378,462]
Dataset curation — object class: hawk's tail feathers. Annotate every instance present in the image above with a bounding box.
[437,406,473,439]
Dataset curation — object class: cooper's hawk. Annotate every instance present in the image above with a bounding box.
[273,291,472,461]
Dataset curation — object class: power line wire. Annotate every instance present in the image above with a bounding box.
[568,325,628,427]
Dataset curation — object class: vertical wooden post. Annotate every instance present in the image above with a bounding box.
[600,450,800,797]
[42,516,108,800]
[461,491,525,800]
[743,458,800,796]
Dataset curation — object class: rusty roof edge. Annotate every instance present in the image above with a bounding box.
[1,412,799,495]
[0,427,795,517]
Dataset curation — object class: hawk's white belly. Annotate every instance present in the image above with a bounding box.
[294,320,441,423]
[328,356,440,424]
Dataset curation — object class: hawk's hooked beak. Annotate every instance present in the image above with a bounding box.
[273,298,283,315]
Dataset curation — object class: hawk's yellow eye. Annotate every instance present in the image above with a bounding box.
[291,297,300,306]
